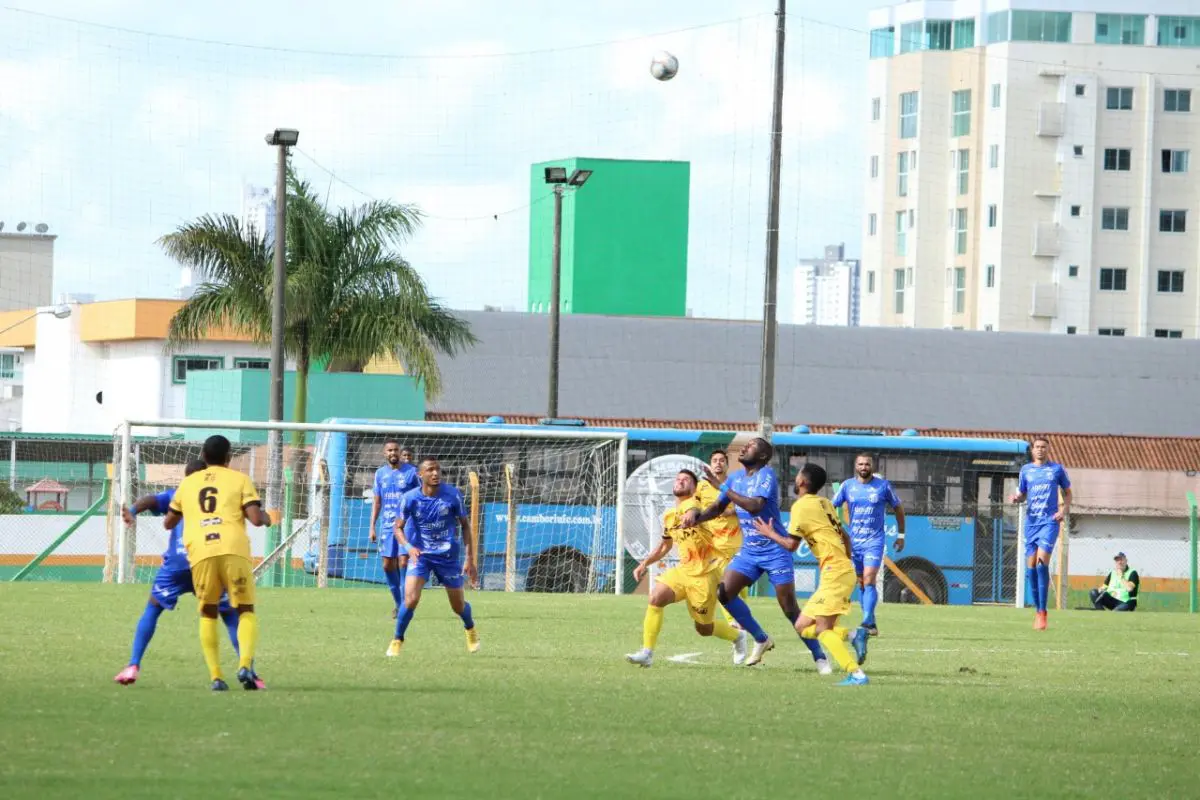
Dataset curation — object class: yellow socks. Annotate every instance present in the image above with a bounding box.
[236,612,259,671]
[711,616,740,642]
[642,605,665,651]
[817,630,859,673]
[199,616,222,681]
[800,623,848,641]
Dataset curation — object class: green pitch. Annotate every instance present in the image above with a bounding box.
[1,584,1198,799]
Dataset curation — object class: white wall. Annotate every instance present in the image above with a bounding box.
[1072,514,1192,580]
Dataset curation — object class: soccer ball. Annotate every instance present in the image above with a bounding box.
[649,51,679,81]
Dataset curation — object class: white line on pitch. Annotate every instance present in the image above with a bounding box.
[667,652,704,664]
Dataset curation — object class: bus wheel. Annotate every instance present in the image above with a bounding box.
[883,563,947,605]
[525,546,590,593]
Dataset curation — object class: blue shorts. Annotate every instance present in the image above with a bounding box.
[1025,521,1060,557]
[150,568,233,612]
[727,546,795,587]
[378,530,402,560]
[851,538,886,575]
[409,554,464,589]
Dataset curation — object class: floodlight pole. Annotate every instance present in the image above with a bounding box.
[547,184,565,420]
[265,129,296,549]
[756,0,787,440]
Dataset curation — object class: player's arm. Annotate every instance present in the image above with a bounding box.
[395,515,419,559]
[1009,469,1028,504]
[123,491,168,525]
[1057,487,1073,521]
[889,487,907,551]
[752,516,800,552]
[369,477,382,543]
[458,516,476,581]
[682,495,730,526]
[633,535,674,582]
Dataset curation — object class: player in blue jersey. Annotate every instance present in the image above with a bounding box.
[833,453,906,637]
[683,437,830,672]
[369,440,419,618]
[1009,437,1072,630]
[387,456,479,657]
[112,460,264,688]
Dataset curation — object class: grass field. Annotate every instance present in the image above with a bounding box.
[2,584,1199,799]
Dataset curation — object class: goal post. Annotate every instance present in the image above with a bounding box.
[112,418,628,594]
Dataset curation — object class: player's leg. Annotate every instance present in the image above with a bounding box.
[719,556,772,664]
[437,561,478,653]
[389,559,428,655]
[219,555,260,690]
[191,558,228,690]
[627,571,682,667]
[859,541,885,634]
[217,591,266,689]
[380,527,406,615]
[771,576,827,668]
[1024,538,1041,624]
[1035,545,1054,619]
[799,569,868,685]
[115,569,182,684]
[688,574,745,660]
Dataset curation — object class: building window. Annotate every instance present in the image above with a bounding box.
[895,211,907,256]
[868,213,877,236]
[1095,14,1146,45]
[0,353,18,380]
[1099,268,1128,291]
[954,208,968,255]
[952,90,971,136]
[987,204,998,228]
[985,264,995,288]
[988,144,999,169]
[1160,210,1188,233]
[956,149,970,195]
[233,357,270,370]
[1106,87,1134,110]
[897,152,910,196]
[990,83,1001,108]
[172,355,224,384]
[986,11,1010,43]
[1068,264,1079,277]
[1098,328,1126,336]
[924,20,953,50]
[871,97,881,121]
[894,268,906,313]
[1157,17,1200,48]
[1101,207,1130,230]
[1073,145,1084,157]
[953,18,976,49]
[867,271,876,293]
[953,267,966,313]
[870,155,879,178]
[1103,148,1132,171]
[1162,150,1189,173]
[1010,10,1072,42]
[1066,326,1077,334]
[870,27,895,58]
[1071,205,1082,217]
[1165,89,1192,112]
[1157,270,1185,293]
[1154,329,1184,338]
[1075,84,1086,97]
[899,91,919,138]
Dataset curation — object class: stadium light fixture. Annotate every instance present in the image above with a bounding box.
[265,128,299,147]
[543,166,568,184]
[567,169,592,187]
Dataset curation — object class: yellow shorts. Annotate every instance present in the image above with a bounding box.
[802,566,856,619]
[191,554,256,611]
[658,567,720,625]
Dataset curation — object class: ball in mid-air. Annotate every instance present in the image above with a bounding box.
[649,51,679,81]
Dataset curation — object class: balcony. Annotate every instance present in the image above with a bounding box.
[1037,102,1065,137]
[1030,283,1058,318]
[1033,223,1061,257]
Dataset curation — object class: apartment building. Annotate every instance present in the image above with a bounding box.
[792,244,862,326]
[862,1,1200,337]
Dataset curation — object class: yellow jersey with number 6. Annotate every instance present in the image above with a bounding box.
[169,465,261,565]
[787,494,853,572]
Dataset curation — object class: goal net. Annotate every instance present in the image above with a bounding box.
[110,419,627,593]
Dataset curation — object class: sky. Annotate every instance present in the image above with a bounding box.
[0,0,878,321]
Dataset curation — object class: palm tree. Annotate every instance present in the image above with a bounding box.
[159,168,475,447]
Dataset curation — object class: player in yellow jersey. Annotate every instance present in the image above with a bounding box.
[625,469,748,667]
[163,435,272,691]
[752,462,871,686]
[693,449,748,655]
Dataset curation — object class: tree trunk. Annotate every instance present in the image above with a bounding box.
[290,331,310,454]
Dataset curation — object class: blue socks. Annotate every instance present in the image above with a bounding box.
[721,595,769,643]
[459,602,475,630]
[783,606,824,661]
[130,602,164,666]
[220,609,241,653]
[1035,562,1051,613]
[383,567,405,609]
[862,585,879,627]
[394,606,416,640]
[1026,566,1039,609]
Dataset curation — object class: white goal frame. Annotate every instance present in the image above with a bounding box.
[113,418,628,593]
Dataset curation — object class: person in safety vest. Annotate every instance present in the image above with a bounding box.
[1089,552,1139,611]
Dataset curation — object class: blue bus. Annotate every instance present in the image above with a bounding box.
[305,419,1029,604]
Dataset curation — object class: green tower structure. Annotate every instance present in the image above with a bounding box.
[528,157,690,317]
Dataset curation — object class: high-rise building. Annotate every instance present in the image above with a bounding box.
[862,1,1200,338]
[0,228,54,312]
[792,244,862,326]
[528,158,690,317]
[241,184,276,245]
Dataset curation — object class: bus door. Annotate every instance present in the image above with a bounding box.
[966,471,1020,603]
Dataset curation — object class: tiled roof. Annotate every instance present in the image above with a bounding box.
[425,413,1200,472]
